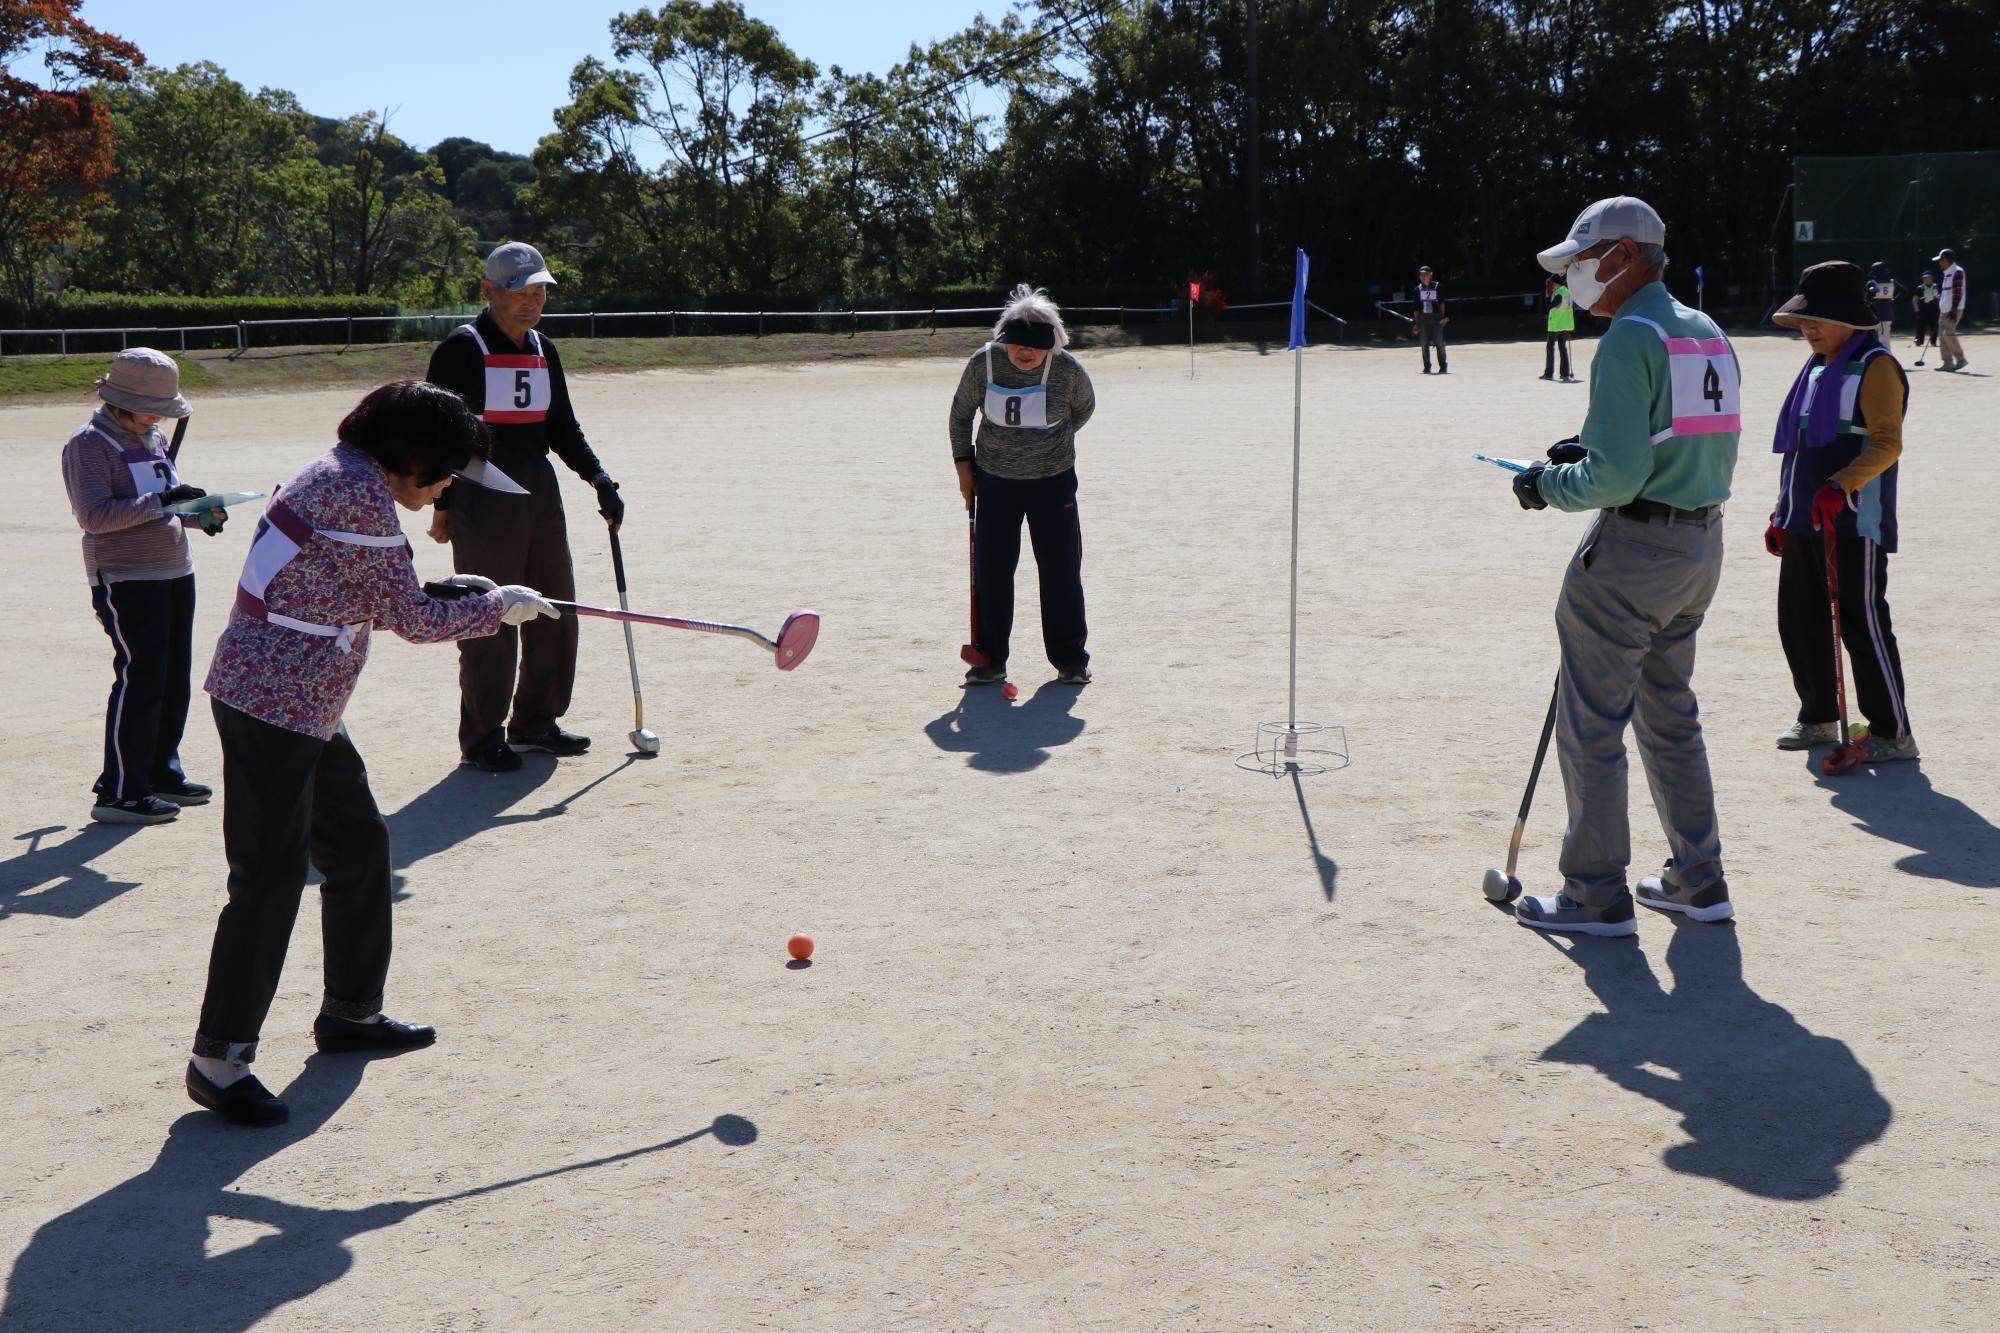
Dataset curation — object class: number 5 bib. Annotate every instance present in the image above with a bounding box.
[1618,315,1742,441]
[982,344,1053,430]
[459,324,551,424]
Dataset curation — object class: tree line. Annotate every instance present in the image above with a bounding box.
[3,0,1993,320]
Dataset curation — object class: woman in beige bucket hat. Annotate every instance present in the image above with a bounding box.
[59,348,230,825]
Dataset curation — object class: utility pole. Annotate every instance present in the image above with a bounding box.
[1246,0,1262,295]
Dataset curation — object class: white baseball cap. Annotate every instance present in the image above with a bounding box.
[1538,196,1666,273]
[484,242,556,291]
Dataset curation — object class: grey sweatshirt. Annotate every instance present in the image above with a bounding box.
[948,345,1096,479]
[60,409,194,584]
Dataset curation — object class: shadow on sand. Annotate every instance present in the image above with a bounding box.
[1534,919,1890,1200]
[1290,770,1339,900]
[924,682,1085,773]
[1812,761,2000,888]
[361,755,640,896]
[2,1051,755,1331]
[0,823,144,921]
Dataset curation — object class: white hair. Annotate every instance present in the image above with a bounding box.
[992,284,1068,348]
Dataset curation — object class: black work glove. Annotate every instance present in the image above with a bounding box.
[1546,436,1586,465]
[1513,461,1549,510]
[158,484,207,507]
[594,475,624,528]
[196,508,228,536]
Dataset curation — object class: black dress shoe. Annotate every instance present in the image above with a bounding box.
[464,739,523,772]
[185,1062,289,1126]
[313,1014,438,1053]
[507,725,591,756]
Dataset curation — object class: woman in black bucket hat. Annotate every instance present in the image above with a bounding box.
[1764,261,1918,764]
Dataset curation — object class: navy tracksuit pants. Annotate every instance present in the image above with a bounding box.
[89,574,194,800]
[973,467,1089,673]
[1776,530,1911,739]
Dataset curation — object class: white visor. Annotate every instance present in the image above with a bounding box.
[454,457,527,494]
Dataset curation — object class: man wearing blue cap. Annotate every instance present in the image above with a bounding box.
[426,242,625,772]
[1506,196,1742,937]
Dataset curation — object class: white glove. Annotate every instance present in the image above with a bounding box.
[439,573,497,594]
[496,585,558,625]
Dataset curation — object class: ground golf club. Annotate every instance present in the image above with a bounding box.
[607,528,661,754]
[1483,675,1561,904]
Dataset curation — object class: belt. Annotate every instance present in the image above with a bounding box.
[1616,497,1722,523]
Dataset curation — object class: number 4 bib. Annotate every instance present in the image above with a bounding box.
[1619,315,1742,441]
[460,324,551,424]
[982,344,1053,430]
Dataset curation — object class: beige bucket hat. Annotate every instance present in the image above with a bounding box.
[95,347,191,419]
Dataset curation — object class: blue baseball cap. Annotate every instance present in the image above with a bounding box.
[484,242,556,291]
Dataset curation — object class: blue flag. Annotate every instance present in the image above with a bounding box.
[1287,248,1310,349]
[1696,265,1705,284]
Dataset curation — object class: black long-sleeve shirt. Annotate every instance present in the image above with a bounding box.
[426,308,606,507]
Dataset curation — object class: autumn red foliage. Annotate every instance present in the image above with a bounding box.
[0,0,141,311]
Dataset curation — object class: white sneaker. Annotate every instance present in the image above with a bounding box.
[1858,732,1920,764]
[1776,720,1841,750]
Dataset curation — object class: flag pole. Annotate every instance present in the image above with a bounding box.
[1288,337,1301,734]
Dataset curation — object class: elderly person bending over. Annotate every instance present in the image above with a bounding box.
[187,380,556,1127]
[948,285,1098,687]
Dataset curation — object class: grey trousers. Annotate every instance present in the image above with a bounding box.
[1554,509,1726,905]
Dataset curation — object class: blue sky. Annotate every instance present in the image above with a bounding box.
[52,0,1011,155]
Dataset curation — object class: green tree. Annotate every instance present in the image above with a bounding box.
[86,62,318,296]
[264,113,474,299]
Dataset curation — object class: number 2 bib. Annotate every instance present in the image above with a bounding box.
[460,324,551,424]
[94,426,179,507]
[1618,315,1742,441]
[982,344,1053,430]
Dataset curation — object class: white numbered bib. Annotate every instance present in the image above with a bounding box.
[97,426,179,501]
[462,325,551,424]
[1619,316,1742,441]
[982,344,1052,431]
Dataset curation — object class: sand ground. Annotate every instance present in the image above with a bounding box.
[2,330,1997,1330]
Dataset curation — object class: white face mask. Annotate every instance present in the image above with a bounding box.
[1567,251,1628,311]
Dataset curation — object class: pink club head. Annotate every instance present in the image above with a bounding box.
[773,609,819,671]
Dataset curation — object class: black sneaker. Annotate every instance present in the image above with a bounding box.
[1515,890,1638,937]
[464,740,523,773]
[1636,873,1734,922]
[1054,664,1092,685]
[963,665,1006,686]
[151,777,213,806]
[90,796,181,826]
[507,726,591,756]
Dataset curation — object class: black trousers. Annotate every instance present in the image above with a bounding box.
[1776,530,1911,739]
[1418,315,1447,370]
[194,700,394,1063]
[448,456,580,755]
[1543,331,1573,378]
[973,467,1088,672]
[1914,306,1939,347]
[89,574,194,801]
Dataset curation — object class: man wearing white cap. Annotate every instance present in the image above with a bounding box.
[1506,196,1743,936]
[1932,248,1969,372]
[426,242,625,772]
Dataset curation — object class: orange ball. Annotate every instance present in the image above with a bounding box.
[787,932,814,961]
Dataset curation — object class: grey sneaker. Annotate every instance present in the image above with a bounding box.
[1515,890,1638,937]
[1776,720,1841,750]
[963,665,1006,686]
[1636,870,1734,923]
[1054,664,1091,685]
[1859,732,1920,763]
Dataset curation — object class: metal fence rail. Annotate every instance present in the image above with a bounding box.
[0,300,1360,360]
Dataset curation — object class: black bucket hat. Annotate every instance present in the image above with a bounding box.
[1773,261,1876,330]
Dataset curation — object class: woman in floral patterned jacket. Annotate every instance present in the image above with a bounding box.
[186,380,557,1127]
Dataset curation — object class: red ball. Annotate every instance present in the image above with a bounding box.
[787,932,814,961]
[1001,682,1019,701]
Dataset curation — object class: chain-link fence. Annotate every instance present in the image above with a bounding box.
[1793,152,1997,319]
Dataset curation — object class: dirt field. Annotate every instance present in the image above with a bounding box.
[3,330,1996,1330]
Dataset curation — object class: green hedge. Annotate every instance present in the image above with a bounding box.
[13,293,399,329]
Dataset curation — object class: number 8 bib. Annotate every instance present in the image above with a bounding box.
[460,323,551,424]
[982,344,1053,431]
[1618,315,1741,442]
